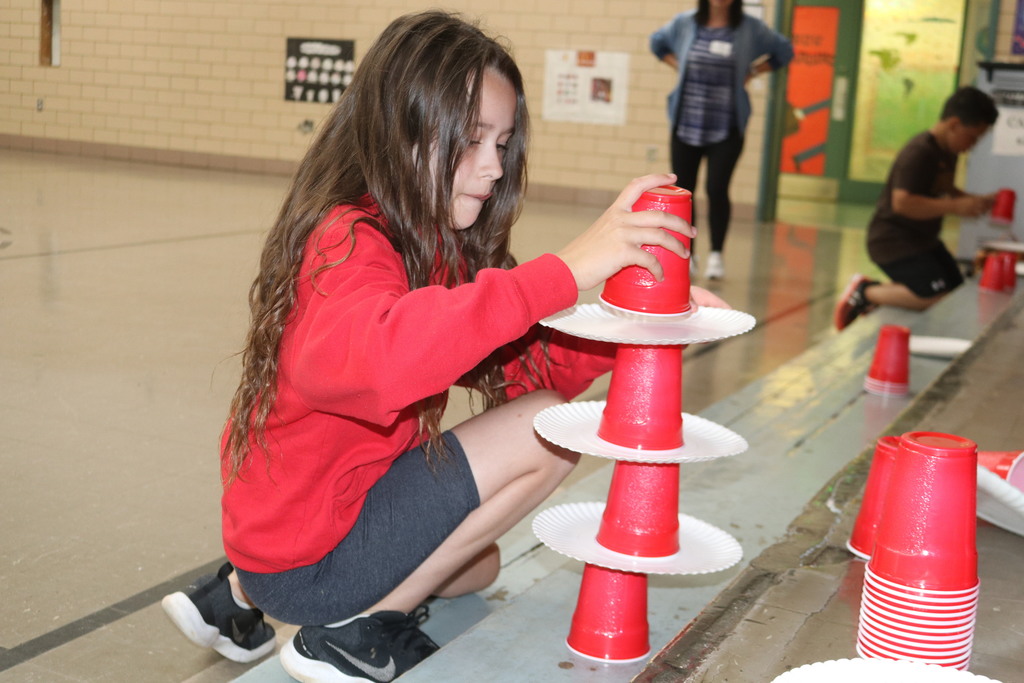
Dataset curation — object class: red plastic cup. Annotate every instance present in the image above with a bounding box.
[848,436,900,560]
[856,640,971,670]
[597,461,680,556]
[598,345,683,450]
[999,251,1017,292]
[566,564,650,662]
[979,253,1004,292]
[601,186,692,315]
[991,188,1016,226]
[864,325,910,396]
[868,432,979,591]
[978,450,1024,490]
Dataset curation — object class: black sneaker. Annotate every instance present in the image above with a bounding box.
[161,562,276,663]
[834,274,877,330]
[280,606,439,682]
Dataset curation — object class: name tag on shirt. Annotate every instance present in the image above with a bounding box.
[709,40,732,57]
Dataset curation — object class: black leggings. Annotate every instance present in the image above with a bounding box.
[670,128,745,253]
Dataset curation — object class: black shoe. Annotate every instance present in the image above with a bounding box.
[834,274,877,330]
[280,606,439,682]
[161,562,276,663]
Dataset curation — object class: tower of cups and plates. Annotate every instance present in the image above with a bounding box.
[530,186,756,661]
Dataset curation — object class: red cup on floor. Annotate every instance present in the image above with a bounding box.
[566,564,650,661]
[601,186,692,315]
[864,325,910,396]
[999,251,1017,292]
[979,253,1004,292]
[978,450,1024,490]
[991,188,1016,226]
[848,436,901,560]
[597,461,680,556]
[598,345,683,450]
[868,432,978,591]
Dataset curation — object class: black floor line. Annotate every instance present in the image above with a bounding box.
[0,557,226,672]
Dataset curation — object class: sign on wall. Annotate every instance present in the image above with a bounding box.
[991,89,1024,156]
[285,38,355,104]
[542,50,630,126]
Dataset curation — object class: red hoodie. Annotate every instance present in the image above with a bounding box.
[221,203,615,572]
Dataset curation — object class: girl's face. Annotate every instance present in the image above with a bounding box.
[451,69,516,230]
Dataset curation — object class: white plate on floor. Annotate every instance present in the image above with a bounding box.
[532,501,742,575]
[533,401,748,463]
[909,336,971,359]
[771,658,1000,682]
[982,240,1024,254]
[540,304,755,345]
[977,465,1024,537]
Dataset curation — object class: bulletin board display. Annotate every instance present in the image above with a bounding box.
[285,38,355,104]
[542,50,630,126]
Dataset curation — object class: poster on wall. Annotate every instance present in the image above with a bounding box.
[780,5,839,175]
[285,38,355,103]
[543,50,629,125]
[991,89,1024,156]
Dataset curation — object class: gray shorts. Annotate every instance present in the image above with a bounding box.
[235,431,479,625]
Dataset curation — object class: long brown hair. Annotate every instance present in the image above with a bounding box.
[224,11,530,482]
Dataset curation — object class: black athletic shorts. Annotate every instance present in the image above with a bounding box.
[236,431,480,625]
[878,244,963,298]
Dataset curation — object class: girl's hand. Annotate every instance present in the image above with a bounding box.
[556,174,695,292]
[690,286,731,310]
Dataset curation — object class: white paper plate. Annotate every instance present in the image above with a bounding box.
[771,658,1000,682]
[541,304,755,345]
[532,501,742,575]
[981,240,1024,254]
[533,401,748,463]
[909,336,972,359]
[977,465,1024,537]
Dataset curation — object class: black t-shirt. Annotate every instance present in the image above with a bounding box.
[866,131,957,265]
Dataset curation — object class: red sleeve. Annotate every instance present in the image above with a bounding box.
[283,214,581,424]
[500,327,617,400]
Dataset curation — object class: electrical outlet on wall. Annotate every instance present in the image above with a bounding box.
[36,98,44,112]
[645,145,658,163]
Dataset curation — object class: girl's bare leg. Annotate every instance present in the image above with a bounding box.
[366,390,577,613]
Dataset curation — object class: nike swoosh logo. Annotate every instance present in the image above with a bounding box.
[325,641,396,682]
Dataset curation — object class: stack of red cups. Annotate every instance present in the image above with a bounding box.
[566,186,693,662]
[856,431,980,670]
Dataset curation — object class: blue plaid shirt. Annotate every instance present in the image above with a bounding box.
[676,26,735,146]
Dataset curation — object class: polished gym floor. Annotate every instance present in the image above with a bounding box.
[1,148,897,682]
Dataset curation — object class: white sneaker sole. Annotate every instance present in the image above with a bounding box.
[280,637,368,682]
[161,591,275,663]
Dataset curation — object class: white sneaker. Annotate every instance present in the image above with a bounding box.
[705,251,724,280]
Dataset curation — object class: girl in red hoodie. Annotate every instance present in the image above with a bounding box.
[163,11,723,682]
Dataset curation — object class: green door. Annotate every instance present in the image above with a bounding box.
[766,0,969,210]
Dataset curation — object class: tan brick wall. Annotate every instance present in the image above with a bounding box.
[0,0,795,206]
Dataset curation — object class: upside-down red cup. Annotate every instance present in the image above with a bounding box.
[991,188,1016,226]
[598,345,683,450]
[1000,251,1017,292]
[864,325,910,396]
[597,461,680,556]
[566,564,650,661]
[978,450,1024,490]
[601,186,692,315]
[868,432,979,591]
[979,253,1004,291]
[848,436,901,560]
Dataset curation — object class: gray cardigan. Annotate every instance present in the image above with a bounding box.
[650,10,794,134]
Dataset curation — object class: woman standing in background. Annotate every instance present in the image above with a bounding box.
[651,0,792,280]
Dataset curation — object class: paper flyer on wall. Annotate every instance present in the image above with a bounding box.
[543,50,629,126]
